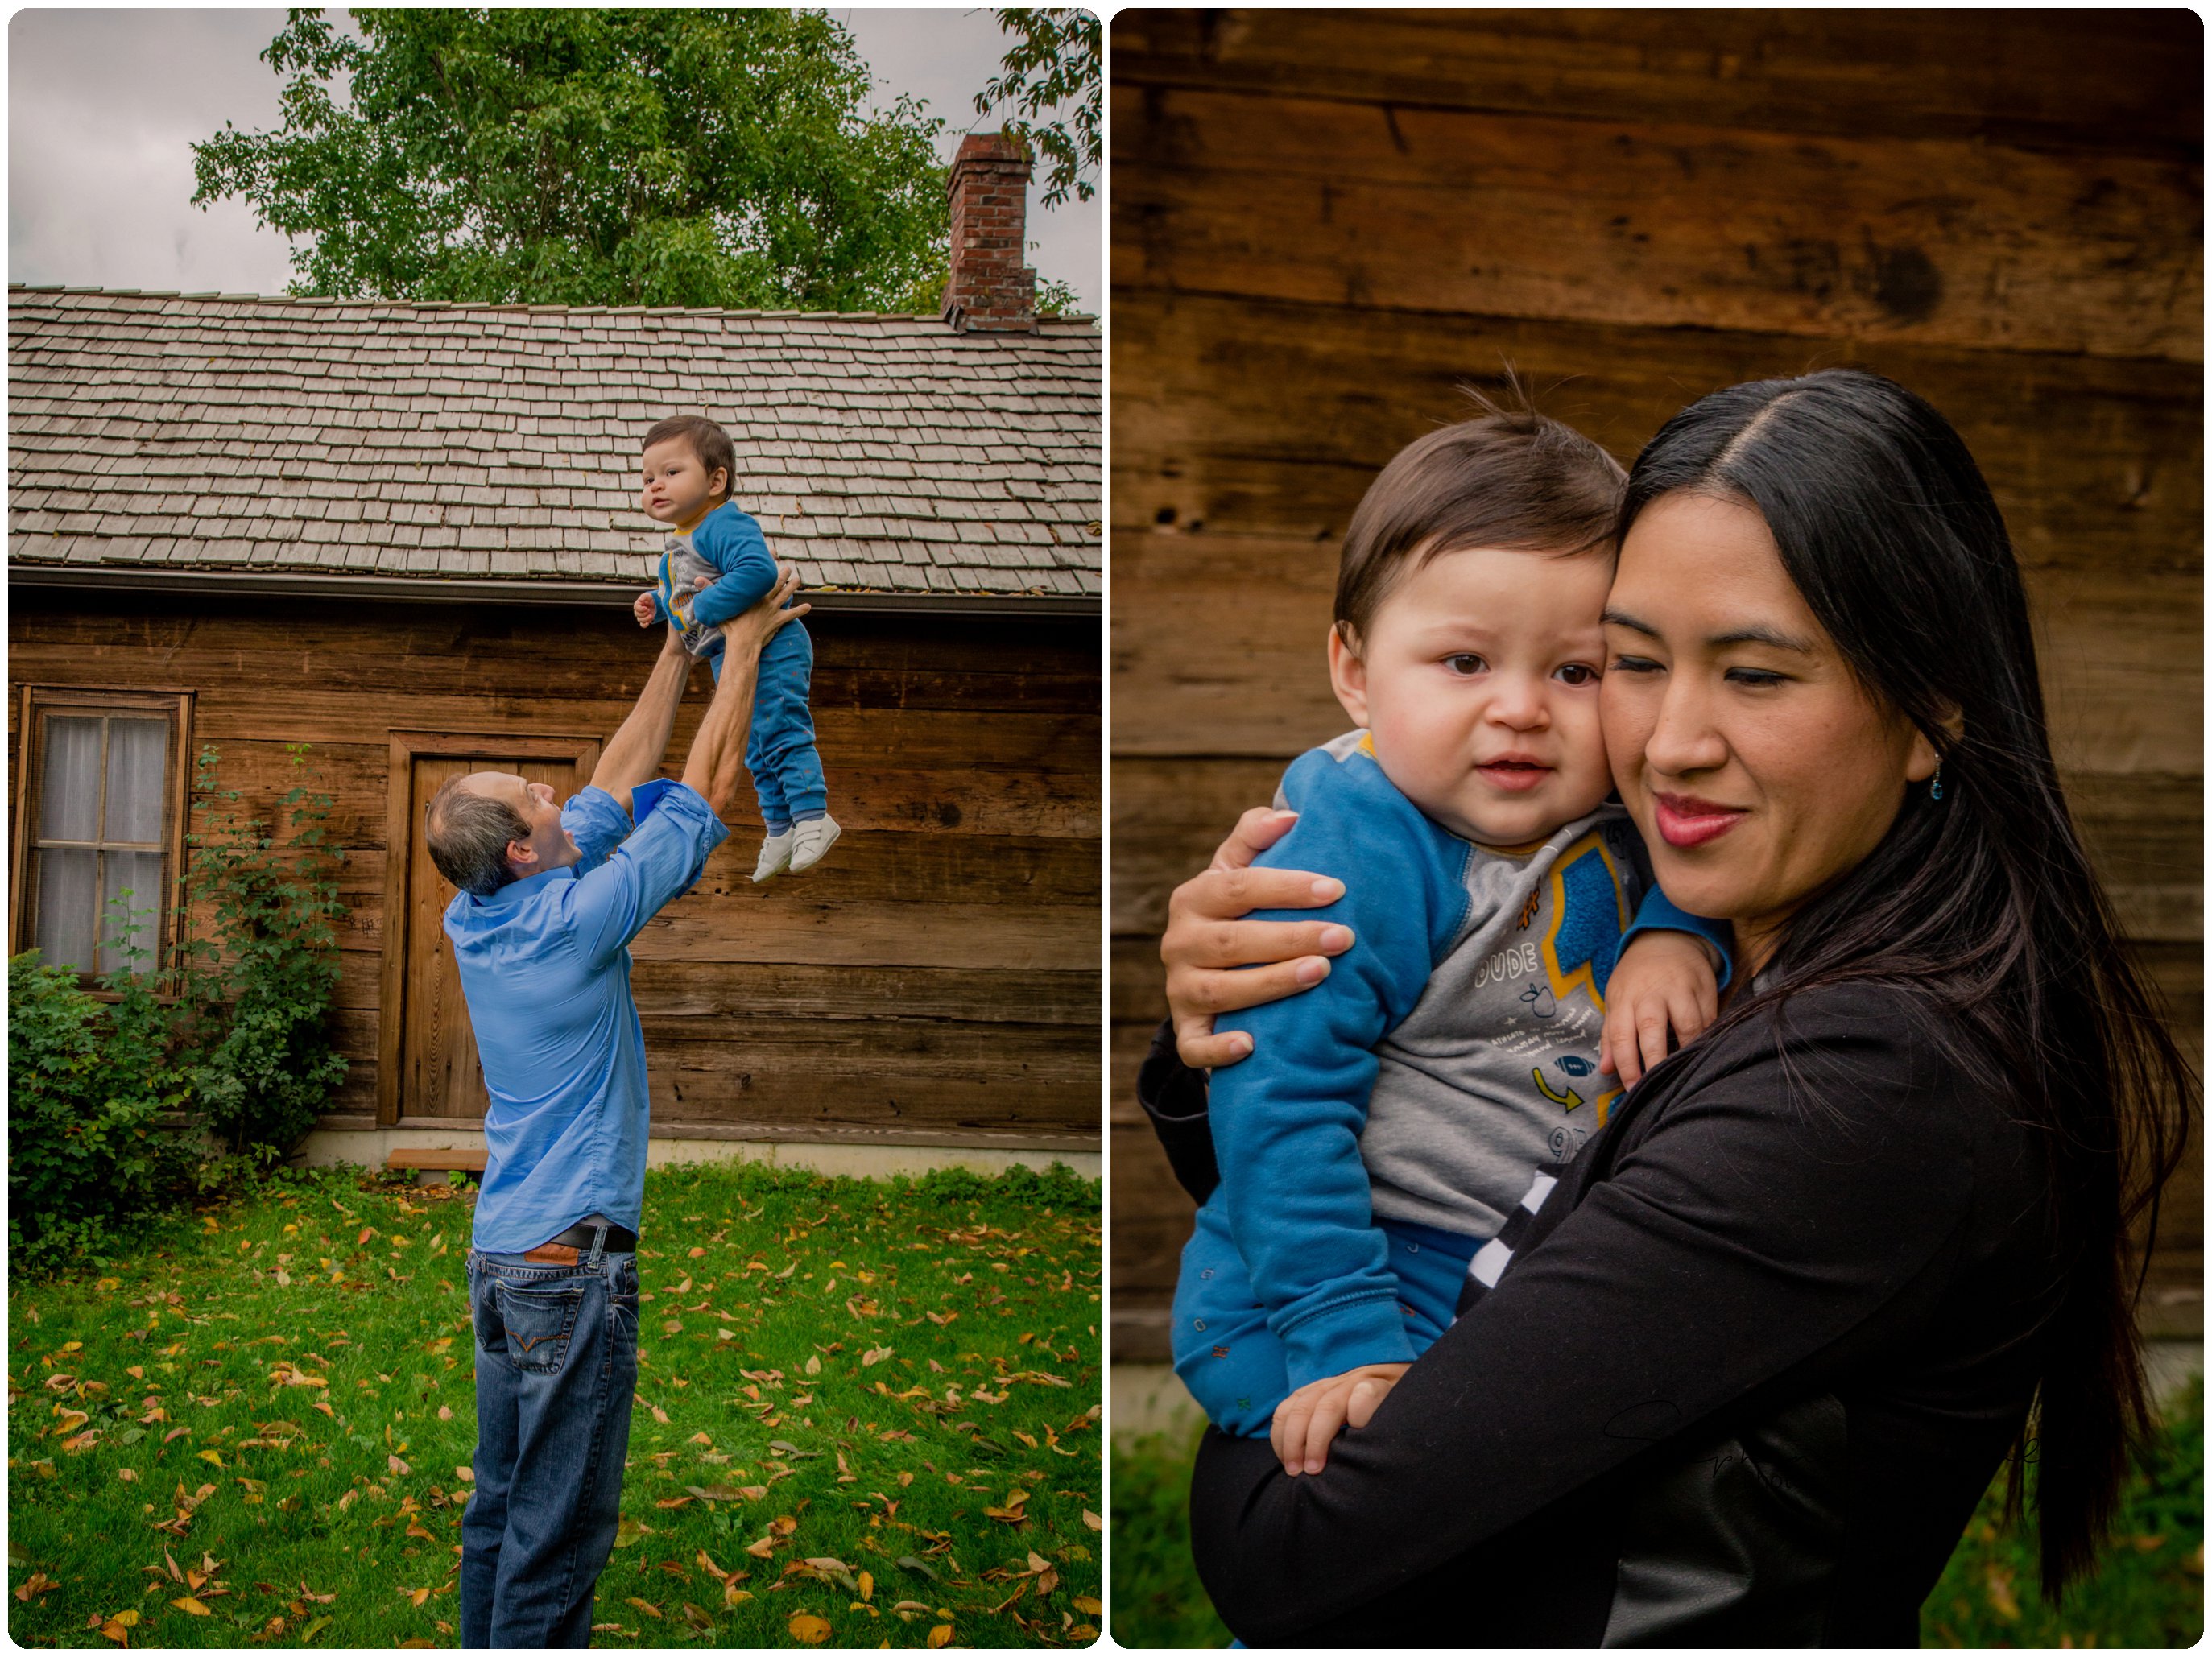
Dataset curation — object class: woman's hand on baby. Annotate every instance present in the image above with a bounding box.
[717,566,807,655]
[1271,1362,1412,1476]
[1160,808,1356,1070]
[1600,930,1722,1087]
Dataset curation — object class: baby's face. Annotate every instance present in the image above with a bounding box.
[639,437,728,531]
[1332,544,1615,845]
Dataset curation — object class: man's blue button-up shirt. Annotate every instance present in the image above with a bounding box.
[444,782,730,1254]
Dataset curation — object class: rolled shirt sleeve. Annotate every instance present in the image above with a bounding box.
[568,782,730,968]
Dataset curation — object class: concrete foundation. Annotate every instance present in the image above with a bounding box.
[298,1123,1099,1183]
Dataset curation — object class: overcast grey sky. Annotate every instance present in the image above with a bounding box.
[7,6,1099,311]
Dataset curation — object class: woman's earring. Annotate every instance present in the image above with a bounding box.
[1930,762,1944,802]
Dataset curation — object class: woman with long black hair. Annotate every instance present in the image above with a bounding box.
[1142,369,2192,1644]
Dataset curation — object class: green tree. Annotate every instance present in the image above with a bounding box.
[193,8,950,311]
[977,9,1101,209]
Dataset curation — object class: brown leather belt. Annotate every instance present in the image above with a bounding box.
[521,1220,639,1265]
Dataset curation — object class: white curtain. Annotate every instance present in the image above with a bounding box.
[34,713,170,973]
[35,849,96,971]
[38,717,101,841]
[105,719,167,845]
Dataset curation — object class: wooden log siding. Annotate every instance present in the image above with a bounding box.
[1108,10,2203,1358]
[10,589,1101,1148]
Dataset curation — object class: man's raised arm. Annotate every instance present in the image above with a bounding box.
[589,628,695,812]
[682,568,807,817]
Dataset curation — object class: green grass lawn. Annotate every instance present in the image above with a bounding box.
[1111,1379,2202,1648]
[10,1161,1102,1649]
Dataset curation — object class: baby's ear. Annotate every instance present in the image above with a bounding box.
[1327,622,1371,727]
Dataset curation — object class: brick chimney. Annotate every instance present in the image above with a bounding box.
[941,132,1036,333]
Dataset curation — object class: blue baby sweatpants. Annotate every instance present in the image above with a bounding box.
[1172,1196,1482,1437]
[705,621,826,831]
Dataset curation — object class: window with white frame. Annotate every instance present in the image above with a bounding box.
[14,690,190,976]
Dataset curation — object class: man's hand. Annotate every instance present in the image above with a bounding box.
[1599,929,1723,1088]
[1270,1362,1410,1475]
[717,566,807,657]
[1160,808,1354,1070]
[632,590,658,628]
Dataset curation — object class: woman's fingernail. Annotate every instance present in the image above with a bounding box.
[1230,1035,1253,1058]
[1310,877,1344,902]
[1320,925,1354,953]
[1305,1459,1324,1475]
[1295,957,1330,986]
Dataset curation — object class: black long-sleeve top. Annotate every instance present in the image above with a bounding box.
[1137,980,2058,1647]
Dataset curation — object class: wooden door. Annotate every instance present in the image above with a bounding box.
[400,753,586,1121]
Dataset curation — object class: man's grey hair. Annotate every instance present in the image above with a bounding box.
[425,775,530,899]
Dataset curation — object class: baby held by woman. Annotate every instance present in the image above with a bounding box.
[1173,400,1731,1469]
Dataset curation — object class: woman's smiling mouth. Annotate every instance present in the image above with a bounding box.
[1653,791,1749,848]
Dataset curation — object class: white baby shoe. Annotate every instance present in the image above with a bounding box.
[788,813,841,874]
[751,828,794,883]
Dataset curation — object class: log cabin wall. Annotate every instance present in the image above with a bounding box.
[10,589,1100,1151]
[1109,10,2202,1358]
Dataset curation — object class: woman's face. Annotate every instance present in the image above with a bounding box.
[1600,490,1938,967]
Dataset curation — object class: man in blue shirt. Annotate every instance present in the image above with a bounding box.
[425,571,804,1648]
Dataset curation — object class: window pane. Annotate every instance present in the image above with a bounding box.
[34,848,97,972]
[100,850,165,973]
[104,719,168,844]
[39,717,102,841]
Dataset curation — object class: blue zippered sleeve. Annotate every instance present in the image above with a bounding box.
[685,504,779,626]
[1209,742,1474,1390]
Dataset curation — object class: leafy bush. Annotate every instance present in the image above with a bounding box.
[7,939,195,1270]
[6,744,351,1274]
[176,743,349,1161]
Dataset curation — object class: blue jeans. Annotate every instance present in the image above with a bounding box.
[461,1244,639,1648]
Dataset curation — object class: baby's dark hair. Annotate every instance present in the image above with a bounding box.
[1334,382,1627,646]
[643,414,736,498]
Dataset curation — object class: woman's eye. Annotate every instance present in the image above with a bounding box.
[1726,667,1787,688]
[1555,663,1598,687]
[1609,654,1661,675]
[1443,654,1486,676]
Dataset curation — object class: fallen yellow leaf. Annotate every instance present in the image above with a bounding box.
[171,1597,212,1617]
[788,1612,832,1643]
[928,1624,954,1648]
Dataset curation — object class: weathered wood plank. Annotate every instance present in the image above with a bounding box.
[629,959,1098,1027]
[6,600,1098,713]
[1111,10,2203,161]
[647,1043,1098,1134]
[633,899,1097,973]
[1109,291,2203,576]
[1112,85,2202,360]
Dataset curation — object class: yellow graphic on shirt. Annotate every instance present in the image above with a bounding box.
[1540,834,1631,1013]
[1532,1067,1624,1126]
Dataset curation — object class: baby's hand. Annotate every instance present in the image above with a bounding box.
[1600,929,1722,1088]
[632,590,658,628]
[1270,1362,1410,1476]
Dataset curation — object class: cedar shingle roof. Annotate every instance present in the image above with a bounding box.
[8,287,1100,599]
